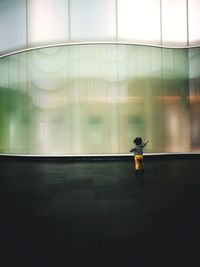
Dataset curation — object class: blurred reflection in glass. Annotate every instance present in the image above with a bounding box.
[0,44,197,154]
[189,48,200,151]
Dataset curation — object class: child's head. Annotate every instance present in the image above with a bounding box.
[133,137,142,145]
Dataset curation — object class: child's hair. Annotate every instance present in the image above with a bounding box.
[133,137,142,145]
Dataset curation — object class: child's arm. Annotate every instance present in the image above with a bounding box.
[142,140,148,147]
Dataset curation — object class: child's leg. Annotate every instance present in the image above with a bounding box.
[140,159,144,170]
[139,157,145,176]
[134,155,141,176]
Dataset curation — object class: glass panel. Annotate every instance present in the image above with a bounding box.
[27,0,69,46]
[0,44,196,155]
[162,48,190,151]
[188,0,200,45]
[68,45,119,154]
[0,0,26,54]
[189,48,200,150]
[162,0,187,46]
[0,54,28,153]
[27,47,70,154]
[117,0,161,44]
[118,45,164,153]
[70,0,116,41]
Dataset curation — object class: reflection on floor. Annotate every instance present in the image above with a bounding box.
[0,156,200,267]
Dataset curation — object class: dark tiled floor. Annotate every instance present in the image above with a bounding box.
[0,156,200,267]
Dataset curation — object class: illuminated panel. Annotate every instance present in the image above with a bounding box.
[162,0,187,46]
[189,48,200,150]
[0,53,28,153]
[0,45,194,154]
[27,0,69,46]
[0,0,26,54]
[162,48,190,151]
[27,47,70,154]
[188,0,200,45]
[117,0,160,44]
[117,45,164,153]
[70,0,116,41]
[68,45,119,154]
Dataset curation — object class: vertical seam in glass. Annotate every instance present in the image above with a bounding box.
[68,46,72,154]
[186,0,189,46]
[161,47,165,152]
[26,0,28,48]
[187,47,191,148]
[160,0,163,46]
[115,0,118,42]
[25,1,29,153]
[116,44,120,153]
[160,0,164,151]
[68,0,71,40]
[26,51,29,154]
[150,47,152,149]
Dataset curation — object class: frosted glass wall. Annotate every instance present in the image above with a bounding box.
[162,48,190,151]
[0,53,28,153]
[1,0,200,55]
[0,44,192,155]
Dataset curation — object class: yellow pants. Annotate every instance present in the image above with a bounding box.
[134,155,144,171]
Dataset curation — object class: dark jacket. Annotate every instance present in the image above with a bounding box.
[130,140,148,155]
